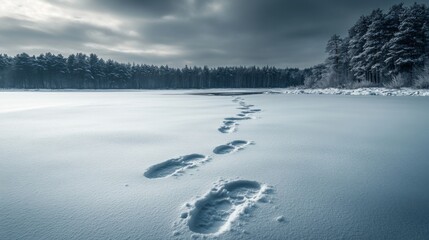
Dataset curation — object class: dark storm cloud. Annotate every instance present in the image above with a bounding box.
[86,0,225,18]
[0,16,136,54]
[1,0,426,68]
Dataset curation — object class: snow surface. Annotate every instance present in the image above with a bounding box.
[1,90,429,239]
[281,87,429,96]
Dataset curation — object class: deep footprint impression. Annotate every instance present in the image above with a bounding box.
[213,140,253,154]
[144,154,209,179]
[218,120,238,133]
[180,179,272,235]
[224,116,253,121]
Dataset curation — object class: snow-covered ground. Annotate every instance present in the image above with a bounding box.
[281,87,429,96]
[1,90,429,239]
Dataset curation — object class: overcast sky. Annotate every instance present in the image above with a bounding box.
[0,0,425,68]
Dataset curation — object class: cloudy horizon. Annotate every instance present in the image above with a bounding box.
[0,0,425,69]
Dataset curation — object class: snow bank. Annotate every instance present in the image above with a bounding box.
[280,87,429,96]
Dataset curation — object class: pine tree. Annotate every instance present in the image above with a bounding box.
[362,9,387,83]
[14,53,35,88]
[0,54,11,87]
[382,4,405,79]
[53,54,68,88]
[323,34,344,87]
[423,16,429,68]
[385,4,428,84]
[348,15,370,81]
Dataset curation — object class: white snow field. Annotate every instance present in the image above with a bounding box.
[1,90,429,239]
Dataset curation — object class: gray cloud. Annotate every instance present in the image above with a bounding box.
[89,0,189,18]
[1,0,426,68]
[0,16,136,55]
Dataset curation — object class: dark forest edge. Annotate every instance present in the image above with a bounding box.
[306,3,429,89]
[0,2,428,90]
[0,53,303,89]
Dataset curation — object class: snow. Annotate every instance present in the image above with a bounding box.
[174,179,272,236]
[212,140,253,155]
[281,87,429,96]
[144,154,210,179]
[1,90,429,239]
[276,216,285,222]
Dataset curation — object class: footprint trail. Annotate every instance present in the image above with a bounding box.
[218,97,261,134]
[169,94,278,237]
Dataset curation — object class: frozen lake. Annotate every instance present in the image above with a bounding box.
[1,90,429,239]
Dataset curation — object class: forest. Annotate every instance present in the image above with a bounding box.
[306,3,429,88]
[0,3,428,89]
[0,53,304,89]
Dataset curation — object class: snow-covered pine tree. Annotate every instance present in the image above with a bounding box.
[339,37,351,84]
[304,64,326,88]
[385,3,428,85]
[362,9,386,83]
[382,4,405,80]
[323,34,344,87]
[423,13,429,69]
[348,15,370,82]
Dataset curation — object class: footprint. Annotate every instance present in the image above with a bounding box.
[144,154,209,179]
[238,102,254,107]
[232,97,243,103]
[218,125,236,133]
[241,110,253,114]
[213,140,252,154]
[218,120,238,133]
[224,116,253,121]
[240,103,255,108]
[181,179,271,235]
[249,109,261,112]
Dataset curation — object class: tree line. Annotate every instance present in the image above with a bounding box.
[306,3,429,88]
[0,52,304,89]
[2,3,428,89]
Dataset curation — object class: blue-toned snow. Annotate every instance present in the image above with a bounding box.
[1,90,429,239]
